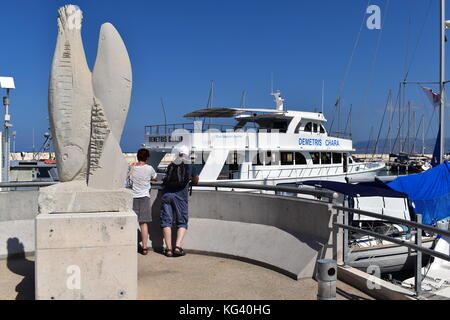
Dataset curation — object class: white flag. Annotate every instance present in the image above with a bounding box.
[422,87,440,107]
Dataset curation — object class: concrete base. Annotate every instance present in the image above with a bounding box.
[35,211,137,300]
[38,181,133,214]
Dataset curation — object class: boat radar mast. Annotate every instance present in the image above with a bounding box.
[272,90,284,111]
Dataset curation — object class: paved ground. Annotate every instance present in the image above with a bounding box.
[0,252,373,300]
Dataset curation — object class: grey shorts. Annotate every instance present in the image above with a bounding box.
[133,196,152,223]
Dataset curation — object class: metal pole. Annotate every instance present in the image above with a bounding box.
[2,89,10,183]
[316,259,337,300]
[343,209,349,266]
[415,214,423,297]
[440,0,446,164]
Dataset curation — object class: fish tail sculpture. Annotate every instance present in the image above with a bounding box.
[49,4,132,190]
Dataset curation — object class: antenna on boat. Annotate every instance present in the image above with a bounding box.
[160,97,168,135]
[270,72,274,95]
[271,90,284,111]
[240,90,247,108]
[321,80,325,114]
[207,80,214,109]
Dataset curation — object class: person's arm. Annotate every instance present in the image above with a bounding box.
[191,175,199,185]
[190,165,199,185]
[150,167,158,182]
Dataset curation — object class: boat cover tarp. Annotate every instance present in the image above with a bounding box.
[388,161,450,225]
[302,180,407,198]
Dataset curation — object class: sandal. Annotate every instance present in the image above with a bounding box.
[164,248,173,257]
[174,246,186,257]
[142,248,149,256]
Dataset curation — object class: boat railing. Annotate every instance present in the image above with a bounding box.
[194,181,339,203]
[334,205,450,298]
[243,162,381,180]
[0,181,58,191]
[145,123,237,135]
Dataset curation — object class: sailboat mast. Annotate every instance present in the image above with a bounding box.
[440,0,446,163]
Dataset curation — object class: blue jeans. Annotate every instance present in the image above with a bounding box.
[160,192,189,229]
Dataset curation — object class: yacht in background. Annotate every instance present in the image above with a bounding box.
[143,91,385,185]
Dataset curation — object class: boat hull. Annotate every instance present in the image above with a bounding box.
[348,238,436,275]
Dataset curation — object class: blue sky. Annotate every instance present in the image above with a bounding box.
[0,0,447,152]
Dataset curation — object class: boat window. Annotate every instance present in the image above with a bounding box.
[192,152,207,165]
[294,122,302,134]
[256,118,292,133]
[332,153,342,164]
[321,152,331,165]
[320,125,326,134]
[349,157,354,164]
[266,151,272,166]
[37,168,51,179]
[313,123,318,133]
[310,152,320,165]
[281,152,294,165]
[217,164,231,180]
[295,152,307,165]
[255,151,263,166]
[304,122,312,132]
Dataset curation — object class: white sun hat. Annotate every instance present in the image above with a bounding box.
[174,145,190,157]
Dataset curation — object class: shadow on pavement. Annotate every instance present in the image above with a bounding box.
[336,287,371,300]
[6,238,35,300]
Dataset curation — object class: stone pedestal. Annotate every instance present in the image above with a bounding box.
[35,211,137,300]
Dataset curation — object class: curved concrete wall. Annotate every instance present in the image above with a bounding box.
[1,189,337,280]
[148,190,336,280]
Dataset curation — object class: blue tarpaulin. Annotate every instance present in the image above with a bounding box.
[303,180,407,198]
[388,161,450,225]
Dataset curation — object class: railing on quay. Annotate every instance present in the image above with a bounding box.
[334,205,450,298]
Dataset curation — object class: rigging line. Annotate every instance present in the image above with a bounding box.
[372,90,392,159]
[338,0,372,99]
[344,104,353,135]
[391,97,409,154]
[403,0,433,81]
[362,0,391,109]
[401,101,412,152]
[330,0,372,134]
[409,115,424,155]
[403,0,413,77]
[366,125,374,154]
[424,105,437,144]
[381,83,402,154]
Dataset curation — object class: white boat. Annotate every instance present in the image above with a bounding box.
[143,91,385,185]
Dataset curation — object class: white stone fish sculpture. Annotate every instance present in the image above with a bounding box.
[49,4,132,190]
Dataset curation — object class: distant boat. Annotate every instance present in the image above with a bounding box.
[8,159,59,190]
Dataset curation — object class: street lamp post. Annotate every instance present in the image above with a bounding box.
[0,77,15,183]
